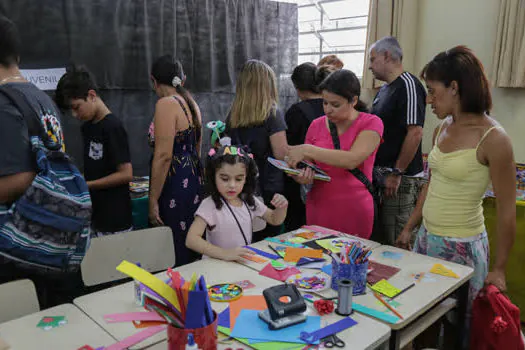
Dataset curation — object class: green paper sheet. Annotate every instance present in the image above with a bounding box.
[218,326,304,350]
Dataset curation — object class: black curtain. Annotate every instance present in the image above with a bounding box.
[0,0,298,175]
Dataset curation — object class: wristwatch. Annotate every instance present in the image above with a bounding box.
[391,168,404,176]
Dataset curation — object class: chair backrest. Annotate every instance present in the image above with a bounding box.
[81,226,175,286]
[0,279,39,323]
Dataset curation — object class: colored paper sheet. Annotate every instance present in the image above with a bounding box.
[430,263,459,278]
[246,246,280,260]
[233,280,256,290]
[241,254,268,263]
[265,237,304,248]
[371,279,402,298]
[295,231,317,240]
[367,260,401,285]
[116,261,180,313]
[288,237,307,244]
[353,303,400,323]
[104,312,165,323]
[259,264,301,282]
[218,326,304,350]
[381,251,404,260]
[218,307,230,328]
[231,310,321,344]
[185,290,208,328]
[229,295,267,329]
[105,325,167,350]
[284,247,323,262]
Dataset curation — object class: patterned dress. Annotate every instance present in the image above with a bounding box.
[148,96,203,266]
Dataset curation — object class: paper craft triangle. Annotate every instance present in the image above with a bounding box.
[429,263,459,278]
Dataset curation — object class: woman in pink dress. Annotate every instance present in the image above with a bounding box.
[286,69,384,238]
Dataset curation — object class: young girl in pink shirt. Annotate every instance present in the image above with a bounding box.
[186,145,288,261]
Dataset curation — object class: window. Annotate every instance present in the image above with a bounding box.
[297,0,370,77]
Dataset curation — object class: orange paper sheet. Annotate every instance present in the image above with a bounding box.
[240,254,267,264]
[295,231,316,240]
[229,295,267,329]
[284,247,323,262]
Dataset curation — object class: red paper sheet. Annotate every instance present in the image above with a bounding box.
[367,260,400,285]
[258,264,301,282]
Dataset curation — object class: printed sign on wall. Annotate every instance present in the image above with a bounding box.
[20,68,66,91]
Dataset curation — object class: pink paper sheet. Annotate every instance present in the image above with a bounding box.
[259,264,301,282]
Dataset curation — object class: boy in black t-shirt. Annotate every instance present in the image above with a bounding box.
[56,66,133,236]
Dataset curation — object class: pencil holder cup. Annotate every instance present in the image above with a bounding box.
[331,258,368,295]
[167,311,218,350]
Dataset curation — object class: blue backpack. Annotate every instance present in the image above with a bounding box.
[0,86,92,272]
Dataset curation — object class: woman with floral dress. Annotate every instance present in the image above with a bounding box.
[148,55,203,266]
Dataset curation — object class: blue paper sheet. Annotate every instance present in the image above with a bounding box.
[231,309,321,344]
[322,264,332,275]
[381,251,403,260]
[245,246,280,260]
[218,307,230,328]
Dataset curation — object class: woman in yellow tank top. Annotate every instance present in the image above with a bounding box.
[396,46,516,347]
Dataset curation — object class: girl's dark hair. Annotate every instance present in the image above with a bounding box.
[420,45,492,114]
[319,69,368,112]
[55,65,98,110]
[291,63,337,94]
[151,55,201,129]
[205,145,258,210]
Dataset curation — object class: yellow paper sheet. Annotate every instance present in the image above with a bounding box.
[116,260,180,312]
[314,238,339,253]
[371,279,401,298]
[430,263,459,278]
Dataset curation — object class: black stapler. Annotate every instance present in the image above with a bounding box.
[258,284,307,330]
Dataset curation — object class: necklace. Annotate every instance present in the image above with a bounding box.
[0,75,24,84]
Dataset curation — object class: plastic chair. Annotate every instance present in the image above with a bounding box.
[0,279,39,323]
[81,226,176,286]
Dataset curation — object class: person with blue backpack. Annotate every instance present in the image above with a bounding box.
[0,15,91,308]
[55,66,133,237]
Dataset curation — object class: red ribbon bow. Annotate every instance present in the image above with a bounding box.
[313,299,335,316]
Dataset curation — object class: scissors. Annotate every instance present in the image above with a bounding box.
[322,334,345,348]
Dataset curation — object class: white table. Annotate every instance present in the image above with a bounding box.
[0,303,115,350]
[318,245,474,350]
[75,256,391,350]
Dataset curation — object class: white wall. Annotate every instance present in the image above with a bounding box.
[416,0,525,161]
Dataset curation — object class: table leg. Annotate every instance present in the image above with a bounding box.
[388,329,400,350]
[455,282,469,350]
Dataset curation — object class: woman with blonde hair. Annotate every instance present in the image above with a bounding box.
[226,59,288,240]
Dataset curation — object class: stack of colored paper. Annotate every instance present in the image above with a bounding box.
[116,261,214,329]
[217,295,321,348]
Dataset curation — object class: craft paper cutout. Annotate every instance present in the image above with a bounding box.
[234,280,256,290]
[288,237,307,244]
[36,316,67,331]
[132,320,166,328]
[430,263,459,278]
[265,237,304,248]
[284,247,323,262]
[367,260,401,285]
[116,260,181,313]
[381,251,403,260]
[295,231,317,240]
[259,263,301,282]
[371,279,401,298]
[218,307,230,328]
[241,254,268,263]
[104,312,165,323]
[246,246,280,260]
[229,295,267,329]
[231,309,321,344]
